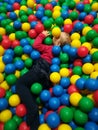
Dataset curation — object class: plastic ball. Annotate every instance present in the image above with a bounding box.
[0,73,4,83]
[64,24,73,33]
[86,29,97,42]
[14,46,23,56]
[43,20,52,29]
[8,94,20,107]
[71,33,80,40]
[40,90,51,102]
[69,11,78,21]
[50,64,60,72]
[82,63,94,74]
[35,10,44,19]
[59,68,69,77]
[16,104,27,117]
[0,98,8,111]
[35,23,44,34]
[51,57,60,65]
[46,112,60,128]
[23,45,33,54]
[0,88,6,98]
[92,51,98,62]
[31,82,43,95]
[58,124,72,130]
[52,10,61,19]
[1,39,12,49]
[77,46,89,58]
[93,90,98,105]
[28,29,37,38]
[21,22,31,32]
[0,122,4,130]
[74,110,88,125]
[82,26,92,36]
[50,72,61,84]
[27,0,34,8]
[76,78,86,90]
[0,27,6,35]
[53,85,63,97]
[4,63,16,74]
[6,74,17,85]
[92,2,98,11]
[52,27,61,38]
[0,109,12,123]
[60,107,73,123]
[60,93,70,106]
[4,119,17,130]
[70,75,80,85]
[44,37,53,45]
[89,108,98,122]
[70,92,82,106]
[30,50,40,60]
[84,122,98,130]
[71,39,81,48]
[49,97,60,110]
[0,61,5,73]
[52,45,61,56]
[64,19,72,24]
[59,52,69,63]
[18,122,30,130]
[0,45,4,56]
[38,123,51,130]
[60,77,70,89]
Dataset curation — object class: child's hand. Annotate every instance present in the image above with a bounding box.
[42,31,50,37]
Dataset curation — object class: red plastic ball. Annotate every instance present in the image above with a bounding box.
[93,24,98,33]
[0,122,4,130]
[16,104,27,117]
[35,23,44,34]
[68,84,79,94]
[77,46,89,57]
[64,24,73,33]
[0,88,6,98]
[83,0,90,4]
[93,90,98,106]
[45,3,53,10]
[73,59,83,66]
[84,15,94,24]
[11,40,20,48]
[2,35,8,39]
[19,122,30,130]
[13,2,20,10]
[28,15,37,22]
[1,39,12,49]
[28,29,37,38]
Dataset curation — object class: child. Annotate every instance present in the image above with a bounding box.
[16,30,71,130]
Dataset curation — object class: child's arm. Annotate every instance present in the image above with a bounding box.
[33,31,50,52]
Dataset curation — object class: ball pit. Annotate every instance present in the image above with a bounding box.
[0,0,98,130]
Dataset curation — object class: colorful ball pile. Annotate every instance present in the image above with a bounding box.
[0,0,98,130]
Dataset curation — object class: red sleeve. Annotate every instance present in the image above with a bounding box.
[33,33,47,53]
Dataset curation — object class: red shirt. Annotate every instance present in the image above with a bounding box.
[33,33,53,64]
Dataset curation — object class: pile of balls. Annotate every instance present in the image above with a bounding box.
[0,0,98,130]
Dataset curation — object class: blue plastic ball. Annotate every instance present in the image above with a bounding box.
[46,112,60,128]
[37,6,45,12]
[60,77,70,88]
[74,22,84,31]
[50,1,57,6]
[30,21,38,28]
[68,47,77,58]
[23,45,33,54]
[62,44,71,53]
[35,10,44,19]
[6,4,13,11]
[20,38,29,47]
[39,114,45,124]
[40,90,51,102]
[89,108,98,122]
[51,57,60,65]
[13,20,21,29]
[85,122,98,130]
[50,64,60,72]
[5,63,16,74]
[76,3,84,12]
[30,50,40,60]
[89,11,97,18]
[41,16,48,23]
[61,10,69,19]
[60,93,70,105]
[9,12,17,20]
[0,98,8,111]
[79,12,87,21]
[14,60,24,70]
[76,77,86,90]
[52,46,61,56]
[2,54,13,64]
[53,85,64,97]
[48,97,60,110]
[83,54,91,63]
[4,49,14,56]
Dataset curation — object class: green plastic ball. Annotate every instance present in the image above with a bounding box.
[31,83,43,95]
[14,46,23,56]
[80,36,87,43]
[55,17,64,27]
[19,10,26,17]
[72,66,82,76]
[92,51,98,62]
[69,11,78,21]
[4,119,17,130]
[25,58,33,68]
[79,97,94,113]
[93,18,98,25]
[74,110,88,125]
[5,25,15,34]
[60,63,69,68]
[0,6,7,13]
[69,0,76,9]
[44,10,52,17]
[74,127,85,130]
[86,30,97,41]
[43,20,52,29]
[6,74,17,85]
[82,74,90,79]
[20,15,28,22]
[20,67,29,76]
[59,52,69,63]
[44,37,53,45]
[1,19,8,27]
[84,4,92,13]
[40,0,48,6]
[13,115,22,126]
[27,9,34,15]
[92,37,98,48]
[60,107,73,123]
[5,91,13,100]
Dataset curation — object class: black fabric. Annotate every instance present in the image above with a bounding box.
[16,58,51,130]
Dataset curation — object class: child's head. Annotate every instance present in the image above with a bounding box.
[53,32,71,46]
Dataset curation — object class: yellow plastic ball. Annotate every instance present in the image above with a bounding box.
[9,33,15,41]
[0,46,5,56]
[90,48,98,55]
[52,10,61,19]
[38,123,51,130]
[15,70,20,78]
[59,68,69,77]
[82,63,94,75]
[70,75,80,84]
[22,22,31,32]
[74,0,80,4]
[58,124,72,130]
[21,54,29,60]
[0,56,2,62]
[0,73,4,83]
[89,0,92,3]
[71,39,81,48]
[20,5,28,11]
[50,72,61,84]
[0,61,5,73]
[27,0,34,8]
[64,19,72,25]
[94,63,98,71]
[82,26,92,36]
[9,94,20,107]
[14,10,19,16]
[82,42,92,51]
[52,27,61,38]
[71,33,80,40]
[70,92,82,106]
[0,81,9,90]
[0,109,12,123]
[0,27,6,35]
[91,2,98,11]
[90,71,98,79]
[53,6,61,11]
